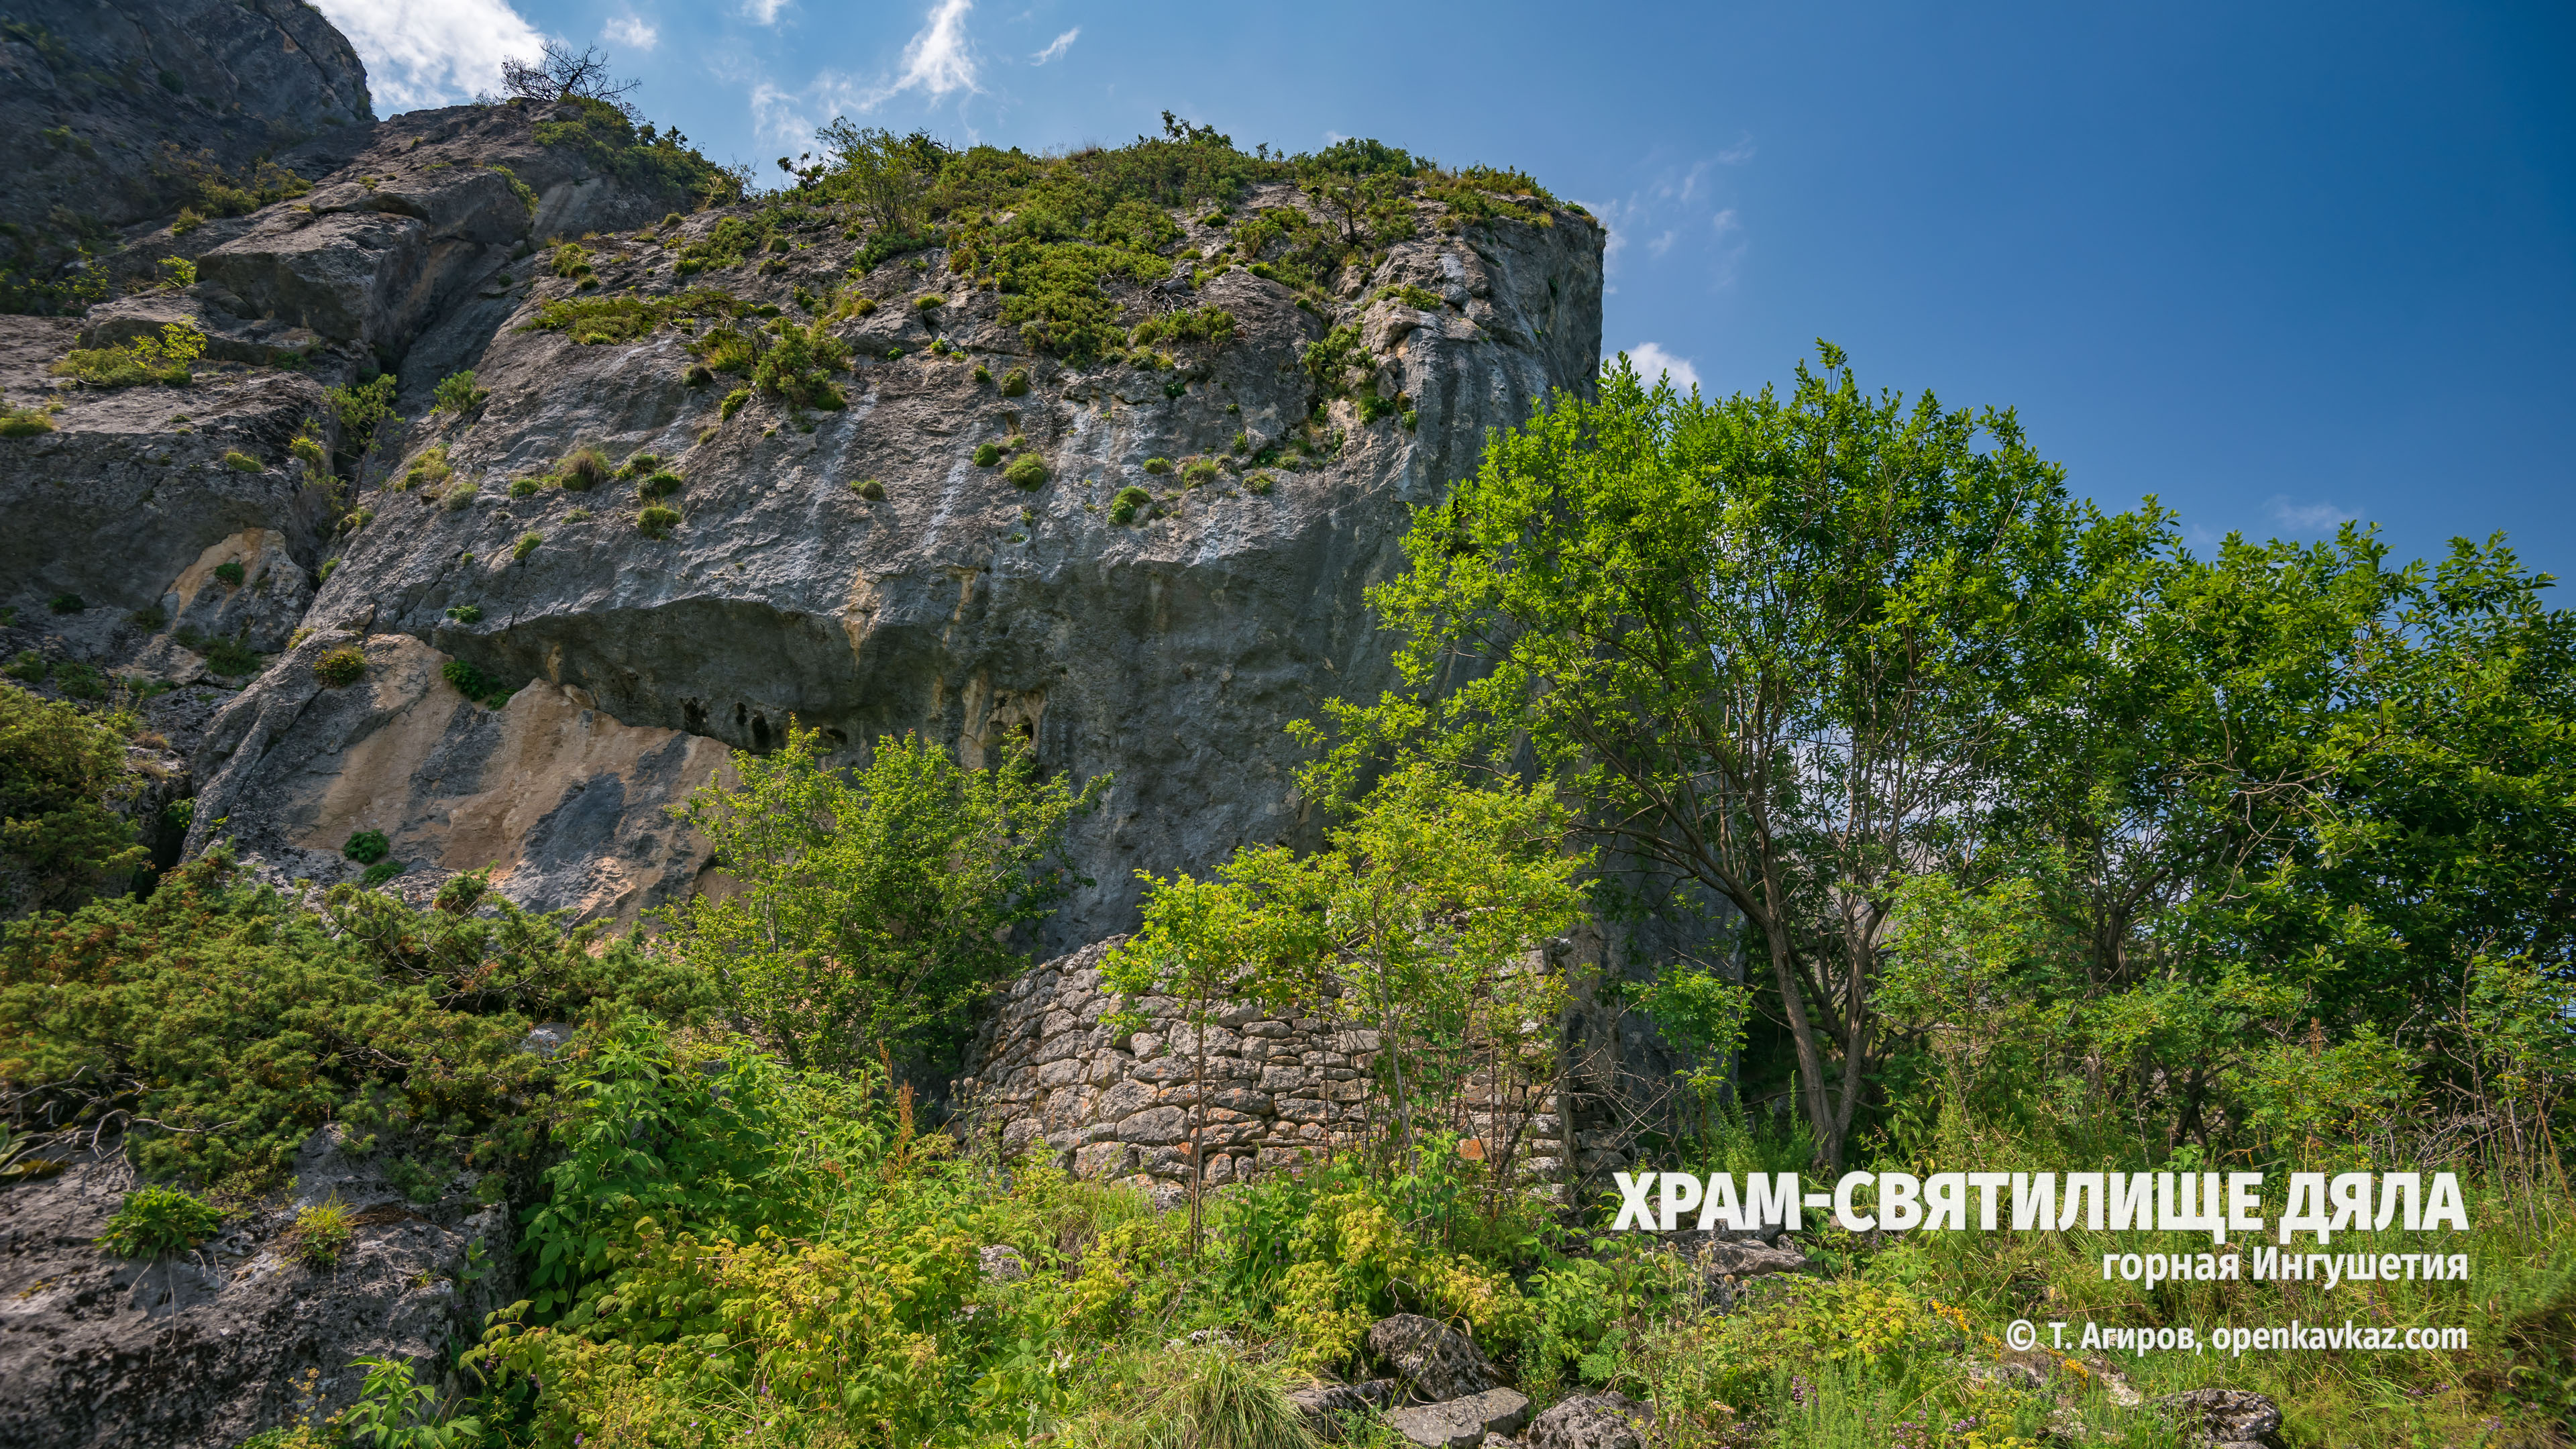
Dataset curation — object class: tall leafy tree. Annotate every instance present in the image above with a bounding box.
[661,727,1105,1074]
[1314,347,2146,1165]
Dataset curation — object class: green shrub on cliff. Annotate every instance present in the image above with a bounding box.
[96,1186,223,1258]
[0,850,714,1194]
[51,324,203,388]
[0,682,146,912]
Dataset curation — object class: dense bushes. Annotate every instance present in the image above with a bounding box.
[0,683,144,911]
[0,851,713,1195]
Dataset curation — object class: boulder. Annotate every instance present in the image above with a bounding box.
[977,1245,1027,1283]
[1526,1391,1654,1449]
[1285,1379,1396,1442]
[0,1126,517,1449]
[2155,1387,2282,1448]
[1383,1387,1530,1449]
[1368,1312,1499,1401]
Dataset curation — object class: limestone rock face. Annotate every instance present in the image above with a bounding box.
[0,1128,517,1449]
[1526,1392,1654,1449]
[1366,1312,1499,1403]
[266,177,1601,944]
[1383,1388,1529,1449]
[0,0,371,248]
[186,629,729,920]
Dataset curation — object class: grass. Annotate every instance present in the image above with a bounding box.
[204,637,259,676]
[51,324,202,388]
[638,505,682,539]
[286,1197,354,1270]
[1143,457,1174,475]
[313,647,366,688]
[212,561,245,587]
[221,451,262,473]
[1181,458,1221,487]
[513,531,543,563]
[557,446,612,492]
[1006,453,1051,489]
[95,1186,223,1258]
[1111,485,1155,524]
[0,403,56,436]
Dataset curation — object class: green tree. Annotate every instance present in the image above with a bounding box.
[0,682,146,910]
[661,726,1105,1073]
[1105,858,1310,1251]
[813,121,946,235]
[1318,347,2135,1166]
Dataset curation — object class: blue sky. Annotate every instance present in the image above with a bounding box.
[320,0,2576,580]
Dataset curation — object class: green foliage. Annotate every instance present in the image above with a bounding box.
[973,441,1003,467]
[1129,307,1238,348]
[288,1196,352,1269]
[524,287,745,344]
[636,504,680,538]
[429,370,486,414]
[1005,452,1050,490]
[1110,485,1152,524]
[46,593,83,614]
[342,829,391,865]
[532,97,741,209]
[0,851,712,1193]
[1060,1347,1324,1449]
[661,724,1107,1072]
[1373,284,1446,311]
[52,324,203,387]
[488,164,538,216]
[547,241,595,281]
[1179,457,1220,487]
[555,445,610,491]
[0,682,146,910]
[1000,366,1031,397]
[327,374,398,440]
[0,402,57,436]
[855,477,886,500]
[1245,472,1275,496]
[158,256,196,288]
[95,1185,223,1258]
[439,659,517,710]
[336,1355,482,1448]
[749,318,851,410]
[203,636,258,676]
[312,647,367,688]
[637,470,683,500]
[158,145,313,219]
[443,604,482,625]
[211,559,246,587]
[360,859,405,889]
[290,434,328,470]
[511,531,542,562]
[1300,324,1373,402]
[1142,456,1173,475]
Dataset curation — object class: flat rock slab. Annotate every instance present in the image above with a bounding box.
[1527,1391,1653,1449]
[1368,1312,1499,1401]
[2155,1387,2282,1447]
[1385,1388,1531,1449]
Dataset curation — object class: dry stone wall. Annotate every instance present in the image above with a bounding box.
[956,919,1737,1201]
[957,937,1578,1192]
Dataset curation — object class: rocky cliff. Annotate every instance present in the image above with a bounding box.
[7,101,1603,939]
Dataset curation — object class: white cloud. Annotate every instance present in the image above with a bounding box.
[1714,133,1756,165]
[312,0,545,109]
[1031,27,1079,64]
[1624,343,1702,394]
[2267,496,2352,535]
[743,0,791,23]
[890,0,978,98]
[749,78,818,145]
[604,13,658,50]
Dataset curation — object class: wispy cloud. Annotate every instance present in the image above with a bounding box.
[1582,148,1754,292]
[1623,343,1703,394]
[749,78,818,144]
[743,0,791,24]
[604,12,658,50]
[888,0,979,99]
[1031,27,1079,64]
[311,0,547,109]
[2267,496,2353,535]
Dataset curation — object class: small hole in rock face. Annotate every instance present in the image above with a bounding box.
[750,713,773,753]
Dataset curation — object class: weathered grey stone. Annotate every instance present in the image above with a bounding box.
[1367,1313,1497,1402]
[1526,1391,1653,1449]
[1384,1388,1529,1448]
[0,1127,515,1449]
[978,1245,1028,1283]
[2155,1388,2282,1447]
[1287,1380,1398,1442]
